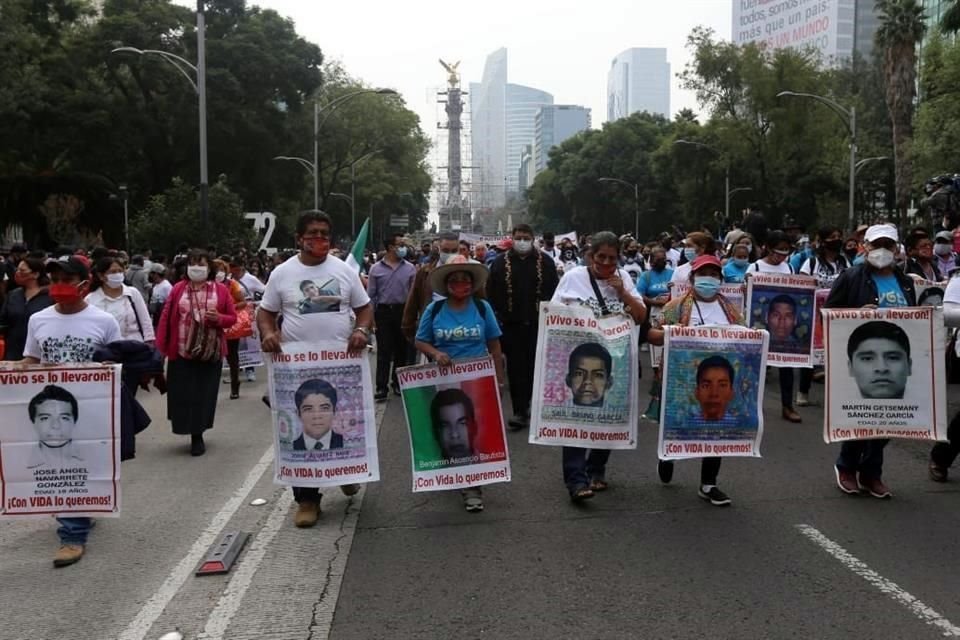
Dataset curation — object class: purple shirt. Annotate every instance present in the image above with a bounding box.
[367,258,416,307]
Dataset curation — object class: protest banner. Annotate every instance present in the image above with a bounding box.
[746,273,816,367]
[529,303,638,449]
[649,305,665,368]
[912,278,947,307]
[0,364,121,518]
[812,288,830,365]
[267,342,379,487]
[670,282,745,315]
[398,356,510,492]
[659,325,768,459]
[823,307,948,443]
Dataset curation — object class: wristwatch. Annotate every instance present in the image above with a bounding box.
[353,326,371,338]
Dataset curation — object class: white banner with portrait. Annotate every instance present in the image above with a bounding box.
[529,303,639,449]
[823,307,948,443]
[0,364,122,518]
[746,273,817,367]
[267,342,380,487]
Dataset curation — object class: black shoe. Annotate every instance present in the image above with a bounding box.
[190,434,206,457]
[391,385,401,397]
[507,415,528,431]
[374,389,388,402]
[698,486,731,506]
[929,461,948,483]
[657,460,674,484]
[229,391,239,400]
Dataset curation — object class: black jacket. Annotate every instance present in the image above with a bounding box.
[293,432,344,450]
[904,257,942,282]
[487,250,559,326]
[825,264,917,309]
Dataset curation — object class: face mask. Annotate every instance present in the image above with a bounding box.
[934,243,953,256]
[514,239,533,254]
[866,248,895,269]
[304,237,330,260]
[438,251,458,265]
[693,276,721,299]
[50,282,84,306]
[593,262,617,279]
[741,243,753,255]
[652,259,666,271]
[448,282,472,299]
[187,265,209,282]
[683,247,698,262]
[106,273,125,288]
[732,257,749,268]
[822,239,842,252]
[396,247,408,259]
[13,271,33,286]
[215,271,226,282]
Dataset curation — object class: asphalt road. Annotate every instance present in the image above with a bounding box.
[1,364,959,640]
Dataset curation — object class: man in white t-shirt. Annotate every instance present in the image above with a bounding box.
[259,211,373,529]
[21,256,121,568]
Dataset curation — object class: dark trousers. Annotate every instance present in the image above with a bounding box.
[931,410,960,468]
[837,439,889,478]
[293,487,322,504]
[121,367,141,398]
[375,304,407,392]
[700,457,722,485]
[778,368,813,407]
[226,339,240,395]
[562,447,611,492]
[502,322,538,416]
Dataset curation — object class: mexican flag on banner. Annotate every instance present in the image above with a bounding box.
[345,217,370,273]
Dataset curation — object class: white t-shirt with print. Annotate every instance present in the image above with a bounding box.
[749,259,793,274]
[551,266,644,317]
[85,285,155,342]
[260,254,370,344]
[24,305,122,364]
[238,272,265,299]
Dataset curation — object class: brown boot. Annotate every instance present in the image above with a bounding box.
[340,484,361,497]
[53,544,85,568]
[782,406,802,423]
[293,502,320,528]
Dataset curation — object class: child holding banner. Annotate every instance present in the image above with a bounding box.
[648,255,746,506]
[415,255,505,512]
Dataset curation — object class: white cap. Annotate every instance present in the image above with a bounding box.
[864,223,898,243]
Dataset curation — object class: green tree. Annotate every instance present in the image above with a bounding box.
[913,30,960,188]
[874,0,927,218]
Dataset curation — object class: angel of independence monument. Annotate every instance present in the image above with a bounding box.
[437,60,472,233]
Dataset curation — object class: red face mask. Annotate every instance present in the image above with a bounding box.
[304,237,330,260]
[13,271,32,286]
[50,282,83,306]
[593,262,617,279]
[448,282,473,299]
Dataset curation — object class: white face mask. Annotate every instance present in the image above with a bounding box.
[934,243,953,256]
[187,265,209,282]
[514,239,533,254]
[866,248,895,269]
[106,273,125,288]
[215,271,226,282]
[438,251,458,265]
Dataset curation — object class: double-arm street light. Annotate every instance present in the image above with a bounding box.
[274,89,396,212]
[111,1,209,225]
[856,156,890,175]
[777,91,857,230]
[673,139,747,222]
[597,177,639,238]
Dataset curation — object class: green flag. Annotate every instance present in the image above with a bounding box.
[346,217,370,272]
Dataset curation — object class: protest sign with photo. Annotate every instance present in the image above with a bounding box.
[223,301,263,370]
[267,342,379,487]
[670,282,745,315]
[649,305,665,368]
[812,288,830,365]
[659,325,768,460]
[912,278,947,307]
[398,356,510,492]
[746,273,816,367]
[0,364,121,518]
[823,307,947,443]
[530,303,638,449]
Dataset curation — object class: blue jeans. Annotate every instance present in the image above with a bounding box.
[562,447,611,493]
[836,439,889,478]
[56,517,92,545]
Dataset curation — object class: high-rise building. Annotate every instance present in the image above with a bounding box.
[606,48,670,121]
[731,0,880,63]
[505,84,553,196]
[533,105,591,176]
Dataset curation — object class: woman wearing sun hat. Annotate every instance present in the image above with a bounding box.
[414,255,505,512]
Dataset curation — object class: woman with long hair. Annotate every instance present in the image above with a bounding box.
[156,250,237,456]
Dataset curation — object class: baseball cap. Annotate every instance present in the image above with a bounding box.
[691,255,722,272]
[855,224,870,234]
[149,263,167,274]
[935,230,953,243]
[864,224,898,243]
[46,256,90,280]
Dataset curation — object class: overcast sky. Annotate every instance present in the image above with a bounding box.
[183,0,732,135]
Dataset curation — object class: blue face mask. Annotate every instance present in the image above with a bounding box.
[683,247,698,262]
[693,276,721,299]
[732,257,749,269]
[396,246,408,259]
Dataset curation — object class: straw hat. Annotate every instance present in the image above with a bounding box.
[429,255,488,296]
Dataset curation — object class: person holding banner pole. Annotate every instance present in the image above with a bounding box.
[648,255,743,506]
[487,224,559,431]
[259,211,373,528]
[21,256,122,567]
[415,255,504,512]
[825,223,917,498]
[929,275,960,482]
[550,232,646,502]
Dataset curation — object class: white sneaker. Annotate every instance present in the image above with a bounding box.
[245,369,256,382]
[796,392,810,407]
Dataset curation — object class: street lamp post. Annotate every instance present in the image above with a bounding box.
[597,177,639,238]
[726,187,752,217]
[777,91,857,230]
[673,139,739,221]
[118,185,130,250]
[349,149,383,236]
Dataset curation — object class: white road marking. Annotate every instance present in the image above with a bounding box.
[117,445,275,640]
[796,524,960,638]
[197,490,294,640]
